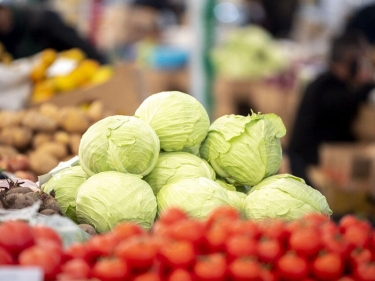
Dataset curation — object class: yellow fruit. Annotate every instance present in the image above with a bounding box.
[32,80,55,103]
[71,59,100,87]
[90,65,114,85]
[60,48,86,62]
[52,75,77,92]
[40,49,57,66]
[30,64,47,82]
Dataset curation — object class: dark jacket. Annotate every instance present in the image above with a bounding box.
[0,6,107,63]
[287,72,374,182]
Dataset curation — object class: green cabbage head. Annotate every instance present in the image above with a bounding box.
[144,152,216,195]
[76,171,157,233]
[42,165,88,222]
[157,177,241,219]
[244,174,333,220]
[135,91,210,152]
[79,115,160,176]
[200,112,286,187]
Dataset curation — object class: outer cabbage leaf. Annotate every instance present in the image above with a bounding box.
[79,115,160,176]
[42,166,88,222]
[244,174,333,220]
[144,152,215,195]
[200,112,286,186]
[76,171,157,233]
[157,177,235,219]
[135,91,210,151]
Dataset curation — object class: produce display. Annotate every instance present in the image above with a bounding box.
[0,101,108,177]
[0,176,62,215]
[1,207,375,281]
[211,26,289,80]
[30,48,113,103]
[40,90,331,235]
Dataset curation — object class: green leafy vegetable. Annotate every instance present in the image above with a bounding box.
[76,171,157,233]
[79,115,160,176]
[244,174,333,220]
[200,112,286,187]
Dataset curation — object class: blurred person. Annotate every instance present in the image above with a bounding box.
[287,31,375,186]
[0,3,107,63]
[346,2,375,45]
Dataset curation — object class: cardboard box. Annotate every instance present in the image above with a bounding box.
[29,63,141,116]
[352,103,375,142]
[319,143,375,196]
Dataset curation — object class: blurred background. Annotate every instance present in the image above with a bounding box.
[0,0,375,221]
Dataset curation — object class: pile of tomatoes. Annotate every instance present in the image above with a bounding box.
[1,207,375,281]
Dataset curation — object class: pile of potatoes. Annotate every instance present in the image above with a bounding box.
[0,101,110,178]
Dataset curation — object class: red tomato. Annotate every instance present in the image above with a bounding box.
[112,222,146,240]
[339,215,360,233]
[322,233,351,258]
[63,243,95,264]
[32,225,62,247]
[170,219,205,245]
[193,253,227,281]
[344,226,370,249]
[260,268,278,281]
[259,219,287,243]
[206,206,241,227]
[0,220,35,255]
[167,268,193,281]
[350,248,372,268]
[91,257,129,281]
[225,235,257,260]
[158,208,188,225]
[354,262,375,281]
[132,272,161,281]
[115,237,158,271]
[87,233,121,257]
[337,277,356,281]
[303,213,330,226]
[0,246,13,265]
[158,240,195,268]
[204,221,231,253]
[230,220,260,239]
[228,257,262,281]
[276,252,309,280]
[312,252,343,281]
[60,258,91,280]
[18,245,61,281]
[289,228,322,258]
[257,237,283,264]
[320,220,340,237]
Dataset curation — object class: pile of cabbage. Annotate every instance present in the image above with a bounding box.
[211,26,289,80]
[42,91,332,233]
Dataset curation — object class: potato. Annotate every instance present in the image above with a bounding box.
[36,141,68,160]
[0,145,18,158]
[87,100,104,122]
[0,111,25,128]
[7,154,30,172]
[53,131,70,145]
[69,133,81,155]
[59,107,90,134]
[0,127,33,149]
[32,132,53,148]
[38,103,60,123]
[22,110,58,132]
[29,151,59,176]
[40,209,58,216]
[78,224,97,236]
